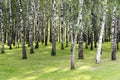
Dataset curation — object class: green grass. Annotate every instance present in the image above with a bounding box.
[0,42,120,80]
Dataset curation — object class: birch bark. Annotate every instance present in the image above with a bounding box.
[8,0,12,49]
[29,0,34,53]
[0,2,5,53]
[111,6,117,60]
[60,0,64,50]
[78,0,84,59]
[51,0,57,56]
[96,0,107,64]
[18,0,27,59]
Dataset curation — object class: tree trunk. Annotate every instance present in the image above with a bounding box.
[90,32,93,50]
[18,0,27,59]
[35,0,40,48]
[60,0,64,50]
[51,0,57,56]
[111,6,117,60]
[57,18,60,43]
[41,19,44,44]
[0,3,5,53]
[45,19,48,46]
[29,0,34,54]
[70,23,76,70]
[8,0,12,49]
[26,0,30,47]
[15,19,19,48]
[117,19,119,50]
[45,0,49,46]
[78,0,84,59]
[96,0,107,64]
[49,19,52,43]
[66,21,69,47]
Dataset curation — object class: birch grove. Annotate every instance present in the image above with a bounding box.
[0,0,119,68]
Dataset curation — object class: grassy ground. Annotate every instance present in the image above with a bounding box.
[0,42,120,80]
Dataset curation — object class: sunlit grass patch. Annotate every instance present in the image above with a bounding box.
[0,42,120,80]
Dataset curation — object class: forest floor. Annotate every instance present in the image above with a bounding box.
[0,42,120,80]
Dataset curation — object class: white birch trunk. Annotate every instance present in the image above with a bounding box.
[71,0,84,69]
[78,0,84,59]
[96,0,107,64]
[51,0,57,56]
[60,0,64,50]
[70,22,75,70]
[18,0,27,59]
[111,6,117,60]
[8,0,12,49]
[29,0,34,53]
[0,2,5,53]
[35,0,40,48]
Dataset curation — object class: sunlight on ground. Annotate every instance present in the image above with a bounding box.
[60,74,91,80]
[24,76,38,80]
[8,77,18,80]
[78,66,91,70]
[8,76,38,80]
[0,42,120,80]
[41,67,60,73]
[24,71,34,74]
[61,67,69,72]
[46,46,52,49]
[43,52,48,54]
[7,52,15,55]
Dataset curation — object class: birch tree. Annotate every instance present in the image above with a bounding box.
[111,4,117,60]
[45,0,49,46]
[60,0,64,50]
[51,0,57,56]
[0,1,5,53]
[70,0,83,69]
[70,23,77,70]
[96,0,107,64]
[29,0,34,53]
[35,0,40,48]
[26,0,30,47]
[78,0,84,59]
[8,0,13,49]
[18,0,27,59]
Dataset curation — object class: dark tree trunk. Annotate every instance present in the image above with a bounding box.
[66,22,69,47]
[85,32,88,49]
[90,33,93,50]
[60,0,64,50]
[49,19,52,43]
[26,30,30,46]
[45,16,48,46]
[116,19,119,50]
[41,20,44,44]
[58,18,61,43]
